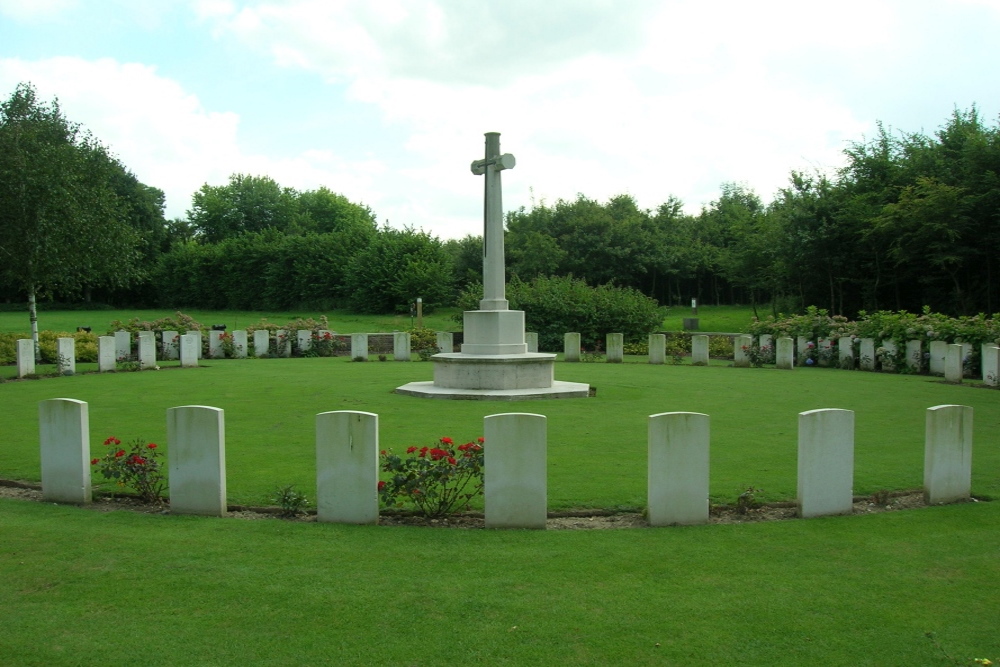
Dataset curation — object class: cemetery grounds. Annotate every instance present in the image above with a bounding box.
[1,307,998,665]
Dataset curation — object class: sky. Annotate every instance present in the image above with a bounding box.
[2,0,1000,240]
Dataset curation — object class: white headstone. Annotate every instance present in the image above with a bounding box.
[484,413,547,529]
[564,333,581,362]
[691,335,709,366]
[138,331,156,369]
[759,334,774,359]
[39,398,91,504]
[880,340,897,372]
[233,330,248,358]
[351,333,369,360]
[648,333,666,365]
[316,410,379,524]
[209,331,225,359]
[437,331,454,353]
[16,338,35,377]
[98,336,115,372]
[924,404,973,504]
[647,412,709,526]
[983,345,1000,387]
[944,344,963,383]
[57,337,75,375]
[162,331,179,360]
[733,335,752,368]
[393,332,411,361]
[817,337,833,367]
[180,332,199,368]
[775,336,794,370]
[905,339,922,372]
[929,340,947,375]
[253,330,270,357]
[167,405,227,516]
[797,408,854,518]
[525,332,538,354]
[114,330,131,361]
[606,333,624,363]
[276,330,291,358]
[859,338,876,371]
[839,337,855,369]
[297,330,312,355]
[796,336,810,365]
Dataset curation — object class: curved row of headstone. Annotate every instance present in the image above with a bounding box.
[38,399,974,528]
[561,333,1000,386]
[17,330,999,388]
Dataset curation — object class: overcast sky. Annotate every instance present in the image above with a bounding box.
[2,0,999,239]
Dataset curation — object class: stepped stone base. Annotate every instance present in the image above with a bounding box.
[396,352,589,400]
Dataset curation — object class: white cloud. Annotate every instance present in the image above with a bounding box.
[0,56,392,221]
[188,0,883,235]
[0,0,76,22]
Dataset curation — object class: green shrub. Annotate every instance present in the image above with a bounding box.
[457,276,665,352]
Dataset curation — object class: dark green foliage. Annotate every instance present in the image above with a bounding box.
[153,230,367,310]
[457,275,665,351]
[344,227,454,314]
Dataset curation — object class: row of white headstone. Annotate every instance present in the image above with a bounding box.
[14,330,423,378]
[560,333,1000,385]
[17,330,999,387]
[38,398,974,528]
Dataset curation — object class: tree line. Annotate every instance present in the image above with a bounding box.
[3,80,998,325]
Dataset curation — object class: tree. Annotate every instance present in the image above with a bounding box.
[188,174,300,243]
[0,82,144,359]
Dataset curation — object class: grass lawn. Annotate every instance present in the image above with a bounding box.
[0,308,465,336]
[2,493,997,665]
[2,357,998,507]
[661,304,759,332]
[1,335,998,664]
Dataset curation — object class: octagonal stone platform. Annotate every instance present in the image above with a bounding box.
[395,352,589,400]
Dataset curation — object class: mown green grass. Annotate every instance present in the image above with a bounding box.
[2,497,997,665]
[2,356,998,508]
[661,304,758,332]
[0,308,464,335]
[2,337,999,665]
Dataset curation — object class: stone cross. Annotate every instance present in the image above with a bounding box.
[471,132,515,311]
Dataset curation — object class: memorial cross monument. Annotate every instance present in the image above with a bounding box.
[395,132,589,400]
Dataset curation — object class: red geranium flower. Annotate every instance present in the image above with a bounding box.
[440,437,453,445]
[477,437,485,444]
[114,449,125,458]
[447,457,457,465]
[147,443,157,449]
[406,446,417,454]
[104,437,121,446]
[377,480,386,491]
[90,458,100,465]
